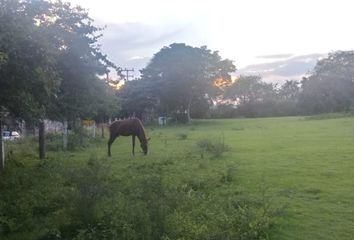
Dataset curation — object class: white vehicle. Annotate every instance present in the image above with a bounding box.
[2,131,21,141]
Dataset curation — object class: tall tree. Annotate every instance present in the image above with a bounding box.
[118,79,157,119]
[0,0,119,157]
[0,0,61,159]
[41,1,119,123]
[300,51,354,114]
[0,0,59,122]
[139,43,236,122]
[278,80,300,101]
[276,80,301,116]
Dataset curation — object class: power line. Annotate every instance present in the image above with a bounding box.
[121,68,134,82]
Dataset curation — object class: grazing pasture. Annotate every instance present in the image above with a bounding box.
[1,116,354,239]
[112,116,354,239]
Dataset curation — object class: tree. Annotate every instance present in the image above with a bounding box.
[43,1,120,151]
[118,79,158,120]
[0,0,119,157]
[139,43,236,122]
[42,1,119,123]
[278,80,300,101]
[0,0,59,122]
[0,0,60,159]
[300,51,354,114]
[224,75,277,117]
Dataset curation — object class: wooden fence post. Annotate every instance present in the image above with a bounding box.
[0,121,4,170]
[39,120,45,159]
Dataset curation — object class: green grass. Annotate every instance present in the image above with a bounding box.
[107,116,354,239]
[3,116,354,239]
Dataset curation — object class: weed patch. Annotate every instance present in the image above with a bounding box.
[176,133,188,140]
[196,136,230,159]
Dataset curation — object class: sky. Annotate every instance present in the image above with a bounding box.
[68,0,354,83]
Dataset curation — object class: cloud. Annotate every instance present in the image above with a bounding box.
[97,21,328,85]
[256,54,294,59]
[97,22,197,74]
[237,53,327,84]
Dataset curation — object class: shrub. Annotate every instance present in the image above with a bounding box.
[196,137,230,159]
[220,166,237,183]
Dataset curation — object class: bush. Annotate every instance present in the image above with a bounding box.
[220,166,237,183]
[196,136,230,159]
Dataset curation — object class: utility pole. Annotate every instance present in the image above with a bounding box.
[121,68,134,82]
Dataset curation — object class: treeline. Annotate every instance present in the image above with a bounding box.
[118,48,354,120]
[214,51,354,118]
[0,0,120,158]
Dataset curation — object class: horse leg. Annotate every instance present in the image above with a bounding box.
[108,135,118,157]
[132,135,136,156]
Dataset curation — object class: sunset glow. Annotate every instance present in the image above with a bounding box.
[213,78,231,88]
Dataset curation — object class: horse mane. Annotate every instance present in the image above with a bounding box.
[135,118,148,142]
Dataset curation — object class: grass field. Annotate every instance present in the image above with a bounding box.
[104,116,354,239]
[2,116,354,239]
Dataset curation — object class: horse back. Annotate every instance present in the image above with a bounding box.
[109,118,145,137]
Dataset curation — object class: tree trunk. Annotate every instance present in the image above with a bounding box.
[101,123,105,138]
[63,120,68,151]
[38,120,45,159]
[0,121,4,170]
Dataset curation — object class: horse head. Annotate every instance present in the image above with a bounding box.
[140,137,150,155]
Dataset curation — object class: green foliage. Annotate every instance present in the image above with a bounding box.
[119,43,236,122]
[0,0,120,159]
[300,51,354,114]
[196,136,230,159]
[0,52,8,65]
[0,0,59,121]
[0,0,119,123]
[210,103,238,118]
[224,75,282,118]
[117,79,157,119]
[43,1,119,122]
[45,133,62,152]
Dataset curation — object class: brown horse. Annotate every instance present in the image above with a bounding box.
[108,118,149,156]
